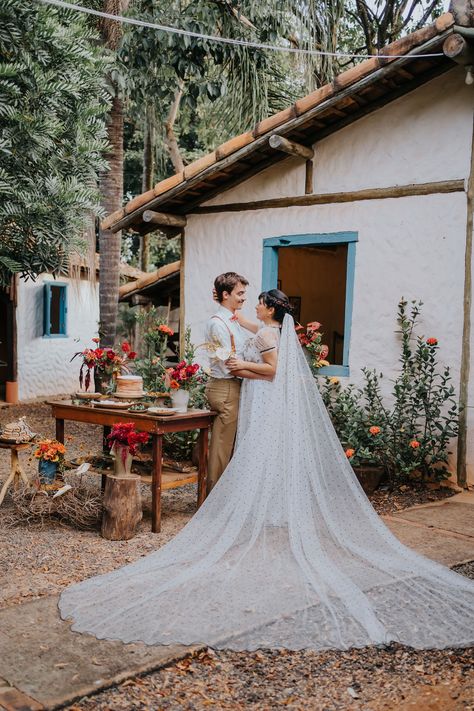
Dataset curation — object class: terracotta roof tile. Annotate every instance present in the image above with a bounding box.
[294,84,334,116]
[333,56,380,91]
[101,207,125,231]
[215,131,254,160]
[183,152,217,180]
[119,260,181,299]
[154,172,184,196]
[125,189,156,215]
[253,106,297,138]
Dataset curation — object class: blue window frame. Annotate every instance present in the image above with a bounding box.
[43,282,68,337]
[262,232,357,376]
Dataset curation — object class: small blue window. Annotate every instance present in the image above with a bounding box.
[43,283,68,337]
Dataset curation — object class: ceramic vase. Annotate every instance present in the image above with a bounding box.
[170,389,190,413]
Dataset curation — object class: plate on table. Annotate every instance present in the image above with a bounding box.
[127,403,150,413]
[147,407,180,416]
[74,391,100,400]
[91,400,133,409]
[114,391,145,399]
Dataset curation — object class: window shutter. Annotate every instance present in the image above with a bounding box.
[43,284,51,336]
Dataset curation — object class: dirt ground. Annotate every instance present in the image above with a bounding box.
[1,401,473,711]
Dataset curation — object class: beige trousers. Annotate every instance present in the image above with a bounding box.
[205,377,241,495]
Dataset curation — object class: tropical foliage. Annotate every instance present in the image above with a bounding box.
[0,0,111,286]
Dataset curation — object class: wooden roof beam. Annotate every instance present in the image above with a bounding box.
[142,210,187,227]
[443,33,474,65]
[268,134,314,161]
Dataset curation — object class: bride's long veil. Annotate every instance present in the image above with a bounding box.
[59,315,474,650]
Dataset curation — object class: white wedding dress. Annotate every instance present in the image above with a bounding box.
[59,316,474,650]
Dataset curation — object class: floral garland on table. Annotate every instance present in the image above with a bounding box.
[72,339,137,391]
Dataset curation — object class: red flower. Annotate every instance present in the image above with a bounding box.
[426,338,438,346]
[92,337,100,344]
[94,348,104,359]
[128,351,137,360]
[107,423,149,457]
[409,440,420,449]
[121,341,131,353]
[158,324,174,336]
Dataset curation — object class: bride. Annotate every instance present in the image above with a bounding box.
[59,290,474,651]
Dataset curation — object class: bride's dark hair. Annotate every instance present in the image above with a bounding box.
[258,289,293,324]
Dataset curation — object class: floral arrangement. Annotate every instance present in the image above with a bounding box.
[72,339,137,391]
[167,360,201,391]
[107,423,149,459]
[133,309,176,393]
[34,439,66,468]
[296,321,329,372]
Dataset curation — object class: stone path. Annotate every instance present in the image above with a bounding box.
[0,490,473,711]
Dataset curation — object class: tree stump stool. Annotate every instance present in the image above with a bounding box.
[101,474,142,540]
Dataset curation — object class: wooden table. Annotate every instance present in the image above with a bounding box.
[48,401,215,533]
[0,441,33,505]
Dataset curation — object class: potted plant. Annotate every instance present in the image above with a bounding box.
[106,423,149,477]
[34,439,66,487]
[167,360,202,412]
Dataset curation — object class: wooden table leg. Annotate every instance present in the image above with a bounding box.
[152,434,163,533]
[102,425,111,455]
[197,426,209,507]
[56,418,65,444]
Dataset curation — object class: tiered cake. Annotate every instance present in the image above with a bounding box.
[115,375,144,398]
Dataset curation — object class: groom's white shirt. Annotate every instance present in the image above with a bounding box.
[205,305,246,379]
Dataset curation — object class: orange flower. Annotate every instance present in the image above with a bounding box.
[345,448,355,458]
[426,338,438,346]
[158,324,174,336]
[369,426,381,435]
[409,440,420,449]
[170,379,180,390]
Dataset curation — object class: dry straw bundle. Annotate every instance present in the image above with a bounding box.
[4,469,102,530]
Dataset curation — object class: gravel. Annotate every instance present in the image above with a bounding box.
[1,402,473,711]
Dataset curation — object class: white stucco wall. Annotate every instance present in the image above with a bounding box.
[184,68,473,483]
[17,274,99,400]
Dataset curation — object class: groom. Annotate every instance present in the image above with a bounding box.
[205,271,249,495]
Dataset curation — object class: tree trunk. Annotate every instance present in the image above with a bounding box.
[140,104,155,272]
[101,473,142,540]
[449,0,474,26]
[165,82,185,174]
[99,93,123,347]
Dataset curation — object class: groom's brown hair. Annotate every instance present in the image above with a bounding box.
[214,272,249,302]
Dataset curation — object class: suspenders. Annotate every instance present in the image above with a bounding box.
[211,315,237,354]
